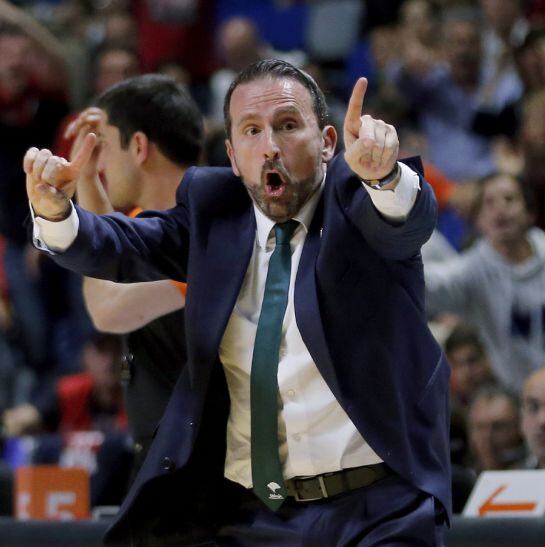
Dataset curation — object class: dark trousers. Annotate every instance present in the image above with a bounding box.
[216,474,446,547]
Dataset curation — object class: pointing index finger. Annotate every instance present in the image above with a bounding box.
[344,77,368,131]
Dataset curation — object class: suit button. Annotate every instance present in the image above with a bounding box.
[161,457,175,472]
[120,353,134,381]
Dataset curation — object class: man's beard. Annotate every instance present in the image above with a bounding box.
[244,159,322,222]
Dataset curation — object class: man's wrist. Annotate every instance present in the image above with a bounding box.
[31,200,79,253]
[361,163,401,190]
[33,204,71,222]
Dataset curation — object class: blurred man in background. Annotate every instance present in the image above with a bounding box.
[468,386,525,471]
[66,74,203,475]
[521,367,545,469]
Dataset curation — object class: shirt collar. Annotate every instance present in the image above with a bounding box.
[254,174,326,249]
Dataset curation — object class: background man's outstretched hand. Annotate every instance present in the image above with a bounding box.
[24,133,96,221]
[343,77,399,182]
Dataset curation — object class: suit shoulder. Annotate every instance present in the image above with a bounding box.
[176,166,250,214]
[176,166,240,203]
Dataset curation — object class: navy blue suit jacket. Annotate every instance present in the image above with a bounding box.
[51,154,450,543]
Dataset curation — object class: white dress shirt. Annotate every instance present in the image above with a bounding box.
[32,162,421,487]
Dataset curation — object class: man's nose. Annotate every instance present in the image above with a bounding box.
[262,128,280,160]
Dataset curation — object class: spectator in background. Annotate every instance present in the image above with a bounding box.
[518,89,545,231]
[102,8,139,52]
[2,332,131,509]
[513,26,545,97]
[480,0,528,85]
[473,34,545,233]
[471,26,545,165]
[425,172,545,393]
[520,366,545,469]
[208,17,266,123]
[444,323,497,487]
[468,385,525,471]
[389,6,522,182]
[0,0,67,93]
[445,323,496,409]
[209,16,306,123]
[92,43,140,99]
[399,0,440,53]
[0,7,69,376]
[155,59,190,89]
[131,0,215,82]
[54,43,141,161]
[2,334,126,436]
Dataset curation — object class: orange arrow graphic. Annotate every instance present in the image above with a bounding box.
[479,485,538,516]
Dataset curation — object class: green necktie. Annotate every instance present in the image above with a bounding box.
[251,219,299,511]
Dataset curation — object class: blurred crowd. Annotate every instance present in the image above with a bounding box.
[1,0,545,517]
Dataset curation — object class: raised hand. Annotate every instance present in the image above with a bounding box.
[24,133,96,220]
[343,77,399,182]
[65,107,103,180]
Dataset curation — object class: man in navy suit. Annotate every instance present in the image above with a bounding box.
[24,59,450,546]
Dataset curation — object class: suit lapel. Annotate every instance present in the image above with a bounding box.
[294,196,343,402]
[194,203,256,371]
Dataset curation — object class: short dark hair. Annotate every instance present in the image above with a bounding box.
[95,74,203,166]
[445,323,486,357]
[223,58,329,138]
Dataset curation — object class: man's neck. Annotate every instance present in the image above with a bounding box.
[491,235,533,264]
[139,163,187,211]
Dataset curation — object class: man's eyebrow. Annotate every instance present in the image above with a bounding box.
[236,106,304,128]
[236,113,258,128]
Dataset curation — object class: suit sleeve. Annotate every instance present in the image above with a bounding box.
[334,154,438,260]
[48,167,195,283]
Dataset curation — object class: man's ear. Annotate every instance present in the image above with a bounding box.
[225,139,240,176]
[321,125,337,163]
[131,131,149,166]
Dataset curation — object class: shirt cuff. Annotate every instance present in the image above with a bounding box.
[361,162,421,221]
[30,201,79,254]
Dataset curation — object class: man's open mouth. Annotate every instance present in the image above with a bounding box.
[264,171,286,197]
